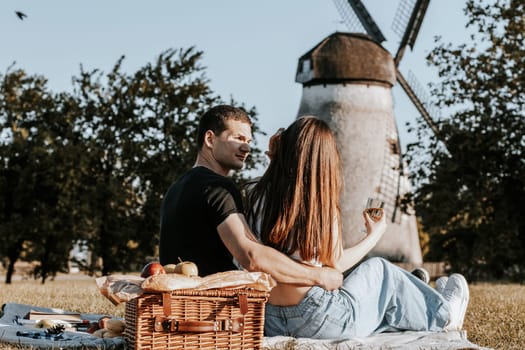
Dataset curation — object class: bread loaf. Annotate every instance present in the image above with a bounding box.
[141,273,202,292]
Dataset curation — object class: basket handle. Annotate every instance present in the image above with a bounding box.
[154,316,245,333]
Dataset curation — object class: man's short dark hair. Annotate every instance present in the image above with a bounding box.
[197,105,252,149]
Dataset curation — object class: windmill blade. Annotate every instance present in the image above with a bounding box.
[392,0,431,65]
[396,68,444,144]
[333,0,367,33]
[333,0,386,43]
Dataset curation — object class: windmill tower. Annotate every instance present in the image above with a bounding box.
[296,0,440,264]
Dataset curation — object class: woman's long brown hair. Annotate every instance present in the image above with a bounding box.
[246,116,342,267]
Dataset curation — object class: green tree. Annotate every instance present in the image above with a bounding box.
[0,68,85,283]
[22,92,88,283]
[407,0,524,280]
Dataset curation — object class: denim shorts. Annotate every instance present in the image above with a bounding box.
[264,286,357,339]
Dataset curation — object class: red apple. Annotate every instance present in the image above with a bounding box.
[140,261,166,278]
[87,322,100,334]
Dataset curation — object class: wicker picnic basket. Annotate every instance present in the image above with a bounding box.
[124,288,269,350]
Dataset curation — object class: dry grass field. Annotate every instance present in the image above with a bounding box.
[0,276,523,349]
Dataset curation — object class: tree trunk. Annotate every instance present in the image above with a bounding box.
[4,239,24,284]
[5,258,15,284]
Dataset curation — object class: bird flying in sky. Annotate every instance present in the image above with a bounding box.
[15,11,27,20]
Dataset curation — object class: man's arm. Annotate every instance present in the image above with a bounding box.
[217,213,342,290]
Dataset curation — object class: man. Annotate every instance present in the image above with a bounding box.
[159,105,342,290]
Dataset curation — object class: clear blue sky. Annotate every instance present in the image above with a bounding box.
[1,0,469,174]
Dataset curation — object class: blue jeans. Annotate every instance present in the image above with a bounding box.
[264,257,450,339]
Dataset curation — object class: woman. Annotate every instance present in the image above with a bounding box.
[245,116,469,339]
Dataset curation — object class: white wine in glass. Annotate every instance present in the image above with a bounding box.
[365,197,384,222]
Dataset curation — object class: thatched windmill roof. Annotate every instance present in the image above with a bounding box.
[296,32,396,87]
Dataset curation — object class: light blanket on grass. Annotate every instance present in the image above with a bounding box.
[263,332,490,349]
[0,303,490,349]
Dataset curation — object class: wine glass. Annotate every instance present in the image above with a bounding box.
[365,197,385,223]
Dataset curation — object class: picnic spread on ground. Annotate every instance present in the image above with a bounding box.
[0,269,491,349]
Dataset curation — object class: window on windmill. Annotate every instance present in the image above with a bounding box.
[302,59,311,73]
[388,139,400,155]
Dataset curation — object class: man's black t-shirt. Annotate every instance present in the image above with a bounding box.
[159,166,243,276]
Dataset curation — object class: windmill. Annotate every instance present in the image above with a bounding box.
[295,0,440,264]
